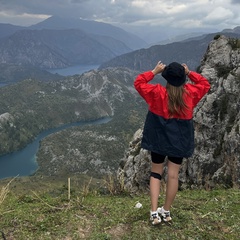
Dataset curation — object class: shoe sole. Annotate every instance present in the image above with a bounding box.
[152,218,161,225]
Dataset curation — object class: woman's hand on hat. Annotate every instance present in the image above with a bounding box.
[182,63,190,75]
[152,61,166,75]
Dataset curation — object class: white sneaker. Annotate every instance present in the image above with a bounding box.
[157,207,172,222]
[150,211,161,225]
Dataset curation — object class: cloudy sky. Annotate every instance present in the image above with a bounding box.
[0,0,239,40]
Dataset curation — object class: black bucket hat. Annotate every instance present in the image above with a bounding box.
[162,62,186,87]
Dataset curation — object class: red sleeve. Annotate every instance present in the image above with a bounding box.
[134,71,164,105]
[185,71,210,107]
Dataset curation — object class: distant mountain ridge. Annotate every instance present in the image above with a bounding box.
[99,32,240,72]
[30,16,147,50]
[0,23,25,39]
[154,26,240,45]
[0,63,64,83]
[0,16,147,50]
[0,28,132,69]
[0,16,147,70]
[0,17,239,83]
[222,26,240,34]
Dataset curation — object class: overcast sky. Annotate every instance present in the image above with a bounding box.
[0,0,239,38]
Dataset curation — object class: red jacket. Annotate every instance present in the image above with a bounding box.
[134,71,210,157]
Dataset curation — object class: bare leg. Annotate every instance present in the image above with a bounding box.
[163,160,181,211]
[150,162,164,211]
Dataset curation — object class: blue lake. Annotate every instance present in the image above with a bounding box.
[0,117,111,180]
[47,64,99,76]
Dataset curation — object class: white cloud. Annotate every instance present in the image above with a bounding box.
[0,11,50,26]
[131,0,148,8]
[0,0,238,32]
[204,6,234,24]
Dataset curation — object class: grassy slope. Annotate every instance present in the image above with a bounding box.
[0,176,239,240]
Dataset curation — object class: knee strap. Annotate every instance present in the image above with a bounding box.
[150,172,162,180]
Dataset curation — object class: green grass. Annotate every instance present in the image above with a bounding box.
[0,177,239,240]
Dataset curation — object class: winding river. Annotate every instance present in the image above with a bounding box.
[0,117,111,180]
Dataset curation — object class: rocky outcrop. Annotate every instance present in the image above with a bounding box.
[118,35,240,192]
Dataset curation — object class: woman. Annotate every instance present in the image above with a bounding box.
[134,61,210,225]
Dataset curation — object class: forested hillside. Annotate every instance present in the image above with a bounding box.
[0,68,146,176]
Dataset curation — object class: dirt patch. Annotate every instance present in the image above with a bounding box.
[106,223,131,239]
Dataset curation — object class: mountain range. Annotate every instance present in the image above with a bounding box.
[99,31,240,72]
[0,18,239,89]
[29,16,147,50]
[0,16,239,84]
[0,16,147,70]
[0,28,132,68]
[0,28,239,186]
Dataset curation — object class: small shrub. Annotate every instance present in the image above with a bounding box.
[195,65,201,73]
[214,34,221,40]
[228,38,240,50]
[103,174,127,195]
[216,65,233,79]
